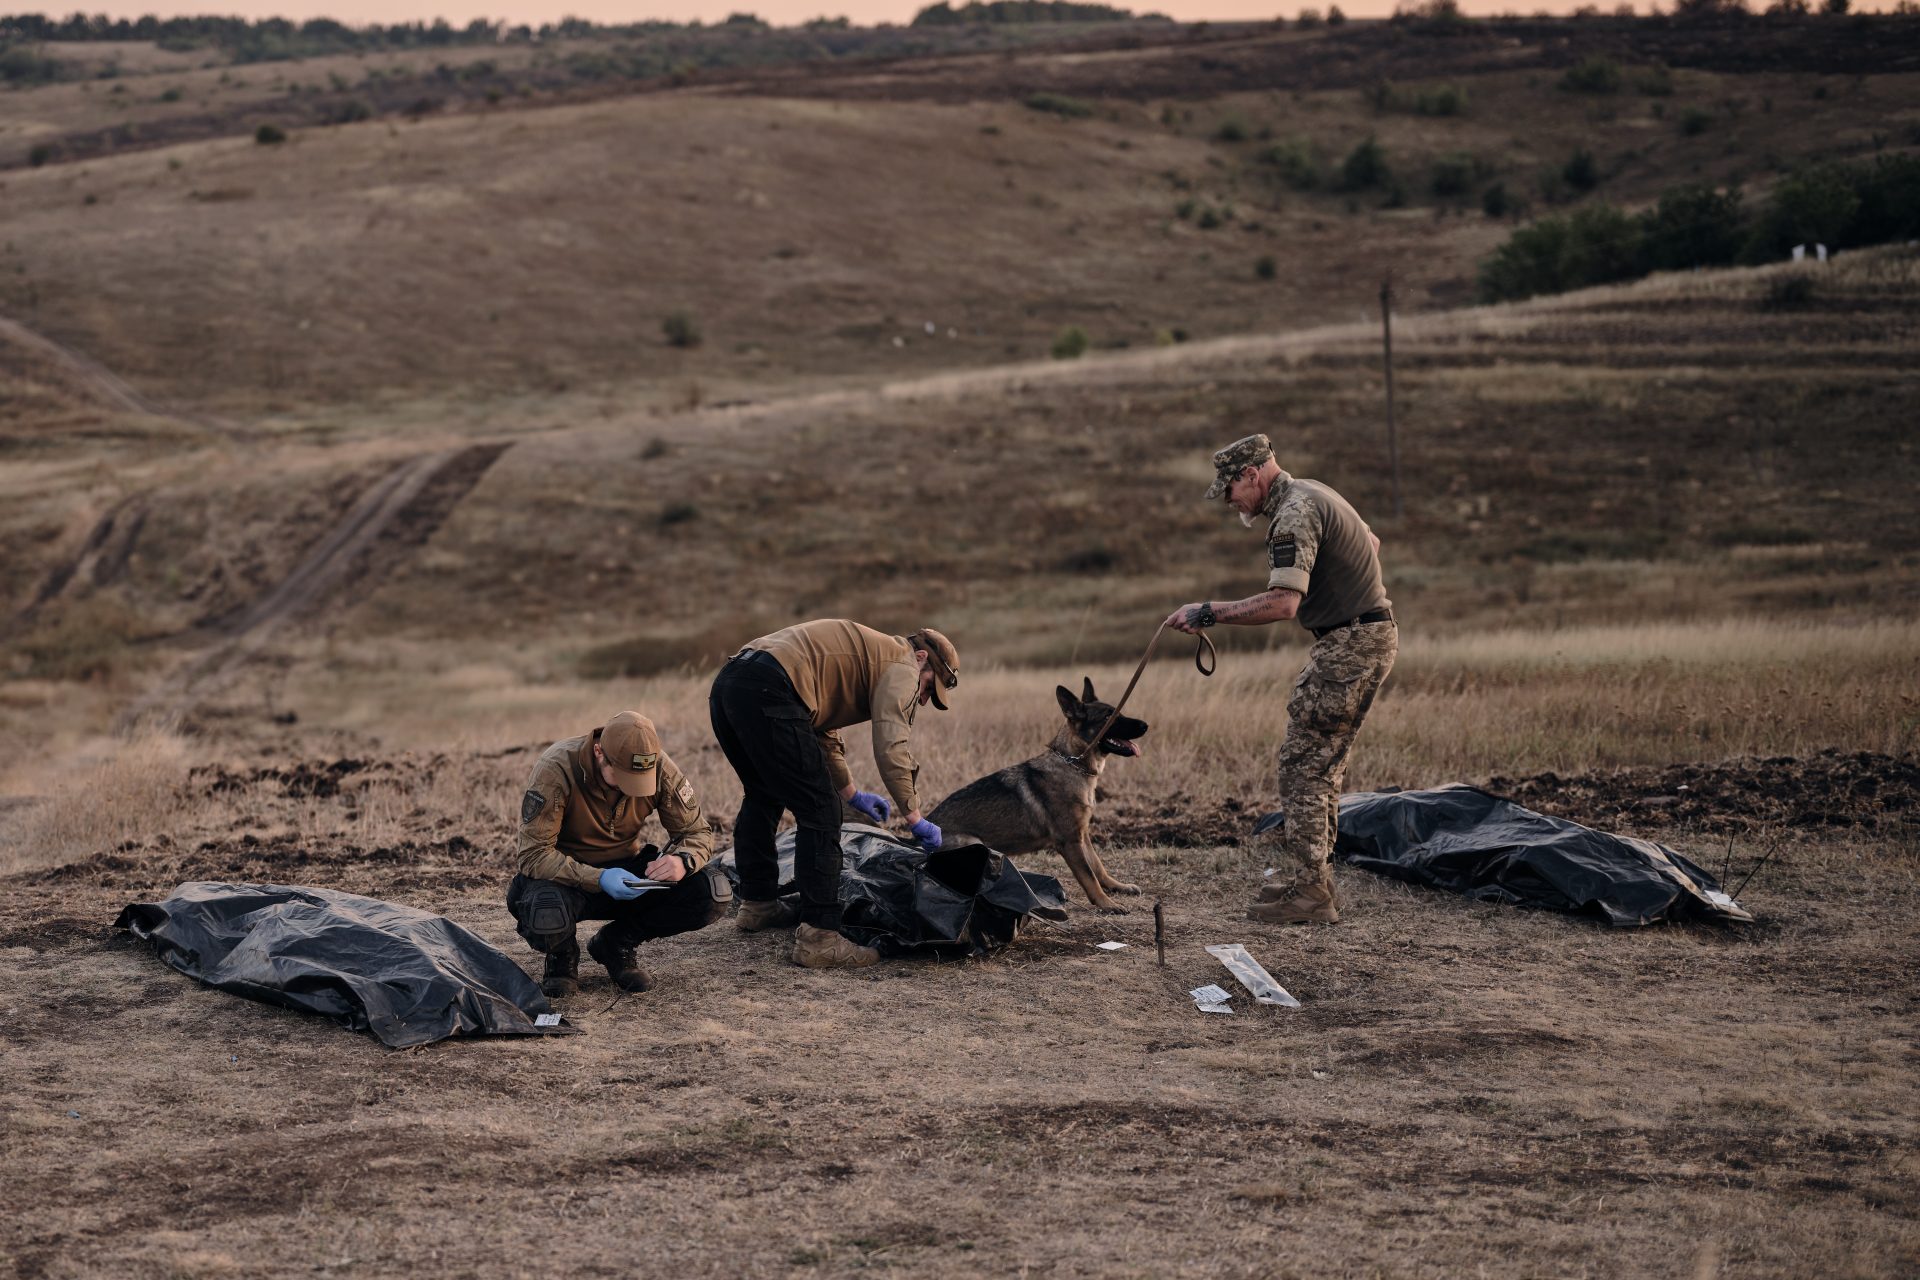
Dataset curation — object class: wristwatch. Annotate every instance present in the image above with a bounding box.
[1195,602,1217,628]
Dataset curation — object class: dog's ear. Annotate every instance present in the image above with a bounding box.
[1081,676,1097,704]
[1056,685,1079,717]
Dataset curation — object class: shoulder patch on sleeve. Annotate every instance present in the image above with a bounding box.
[521,789,547,825]
[677,779,695,807]
[1270,536,1298,569]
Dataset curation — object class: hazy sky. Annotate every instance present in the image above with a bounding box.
[55,0,1886,31]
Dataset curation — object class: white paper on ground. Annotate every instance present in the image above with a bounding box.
[1196,1002,1234,1015]
[1189,983,1232,1005]
[1704,889,1736,907]
[534,1013,562,1028]
[1095,941,1129,951]
[1206,943,1303,1008]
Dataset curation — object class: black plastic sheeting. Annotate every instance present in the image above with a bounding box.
[715,824,1068,955]
[1255,785,1752,927]
[115,882,565,1047]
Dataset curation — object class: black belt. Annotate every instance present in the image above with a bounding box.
[1312,607,1394,640]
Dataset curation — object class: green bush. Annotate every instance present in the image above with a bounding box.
[1196,203,1226,229]
[663,311,702,348]
[1051,326,1089,359]
[1482,181,1511,218]
[158,86,183,102]
[1680,107,1712,136]
[1746,164,1859,256]
[1214,116,1249,142]
[1258,137,1322,191]
[0,44,64,85]
[1559,56,1622,94]
[1023,92,1094,119]
[1255,254,1277,279]
[1370,80,1468,116]
[1635,64,1675,96]
[1562,147,1600,192]
[1340,134,1389,191]
[253,124,286,144]
[28,142,54,166]
[1431,151,1480,197]
[1327,4,1346,22]
[1641,183,1745,270]
[659,502,700,526]
[1477,203,1643,301]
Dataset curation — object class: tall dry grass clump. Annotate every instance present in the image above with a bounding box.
[0,728,196,874]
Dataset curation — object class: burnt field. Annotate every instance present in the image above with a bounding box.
[3,660,1917,1278]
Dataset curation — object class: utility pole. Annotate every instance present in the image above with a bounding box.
[1380,278,1403,520]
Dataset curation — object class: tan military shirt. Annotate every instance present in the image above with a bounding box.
[516,730,714,891]
[746,618,922,814]
[1261,471,1391,633]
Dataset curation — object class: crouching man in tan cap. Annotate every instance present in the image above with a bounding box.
[508,711,730,997]
[1165,433,1397,925]
[709,618,958,968]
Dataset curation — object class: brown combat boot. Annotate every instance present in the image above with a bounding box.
[791,922,879,969]
[540,941,580,999]
[1248,873,1340,925]
[735,897,800,933]
[587,926,654,992]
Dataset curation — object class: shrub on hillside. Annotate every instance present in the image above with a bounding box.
[1255,254,1277,279]
[1370,80,1468,116]
[1679,107,1712,135]
[1051,326,1089,359]
[1259,137,1322,191]
[1214,116,1250,142]
[1340,134,1389,190]
[1482,181,1512,218]
[28,142,54,166]
[1023,92,1094,119]
[1431,151,1481,197]
[1641,183,1745,270]
[1562,147,1600,192]
[254,123,287,144]
[0,44,63,85]
[1635,64,1675,96]
[663,311,702,348]
[1559,56,1622,93]
[1296,7,1324,24]
[1327,4,1346,21]
[1477,203,1643,301]
[329,99,374,124]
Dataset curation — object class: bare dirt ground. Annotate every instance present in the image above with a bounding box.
[2,737,1916,1279]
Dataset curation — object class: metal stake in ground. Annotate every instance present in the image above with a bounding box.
[1380,278,1404,520]
[1153,900,1166,968]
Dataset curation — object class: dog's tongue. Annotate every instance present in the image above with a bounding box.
[1105,738,1140,758]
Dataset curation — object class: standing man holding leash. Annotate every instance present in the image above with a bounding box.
[710,618,959,968]
[1166,434,1396,925]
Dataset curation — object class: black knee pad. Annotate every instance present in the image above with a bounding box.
[518,885,576,951]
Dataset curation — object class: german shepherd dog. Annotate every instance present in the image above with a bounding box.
[928,678,1149,912]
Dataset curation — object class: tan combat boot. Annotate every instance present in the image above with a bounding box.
[1248,872,1340,925]
[791,923,880,969]
[735,897,800,933]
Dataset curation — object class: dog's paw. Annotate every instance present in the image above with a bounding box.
[1093,901,1130,915]
[1105,881,1143,896]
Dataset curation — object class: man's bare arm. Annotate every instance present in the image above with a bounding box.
[1164,589,1301,634]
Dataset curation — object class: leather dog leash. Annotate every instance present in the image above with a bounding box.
[1071,620,1216,765]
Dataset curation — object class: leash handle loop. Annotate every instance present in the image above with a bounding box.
[1077,620,1216,763]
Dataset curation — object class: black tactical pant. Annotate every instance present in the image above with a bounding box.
[709,651,847,931]
[507,850,732,957]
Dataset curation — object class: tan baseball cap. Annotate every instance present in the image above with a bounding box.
[910,628,959,711]
[598,711,662,797]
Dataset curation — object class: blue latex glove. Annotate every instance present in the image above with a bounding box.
[849,790,892,824]
[909,817,942,850]
[598,868,648,900]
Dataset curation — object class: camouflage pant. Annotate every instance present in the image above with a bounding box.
[1273,620,1397,878]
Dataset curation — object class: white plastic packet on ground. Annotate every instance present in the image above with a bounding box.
[1189,983,1234,1014]
[1205,944,1302,1008]
[1095,941,1129,951]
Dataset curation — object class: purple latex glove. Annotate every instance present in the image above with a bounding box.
[909,817,942,850]
[849,790,892,824]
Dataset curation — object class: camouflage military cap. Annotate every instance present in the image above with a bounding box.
[1203,434,1275,500]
